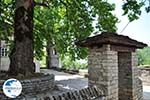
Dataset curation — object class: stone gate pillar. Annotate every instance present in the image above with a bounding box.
[88,44,118,100]
[76,32,147,100]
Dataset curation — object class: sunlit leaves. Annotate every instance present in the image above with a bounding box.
[0,0,14,41]
[0,0,118,61]
[1,0,133,61]
[88,0,118,32]
[122,0,145,21]
[137,47,150,65]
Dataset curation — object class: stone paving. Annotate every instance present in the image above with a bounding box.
[143,86,150,100]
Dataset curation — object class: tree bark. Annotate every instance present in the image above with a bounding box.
[0,37,1,72]
[8,0,35,76]
[46,42,52,69]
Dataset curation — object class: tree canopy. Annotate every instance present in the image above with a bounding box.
[0,0,150,61]
[137,47,150,65]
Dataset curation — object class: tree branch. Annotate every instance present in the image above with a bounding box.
[1,21,13,29]
[34,2,49,8]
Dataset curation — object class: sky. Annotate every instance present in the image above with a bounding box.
[109,0,150,46]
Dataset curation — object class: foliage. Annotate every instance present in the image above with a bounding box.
[1,0,150,62]
[62,55,87,70]
[122,0,150,21]
[0,0,14,40]
[137,47,150,65]
[0,0,119,61]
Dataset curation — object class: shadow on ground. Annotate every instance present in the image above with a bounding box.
[56,78,88,90]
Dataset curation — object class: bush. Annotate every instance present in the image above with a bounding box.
[61,56,87,70]
[137,47,150,65]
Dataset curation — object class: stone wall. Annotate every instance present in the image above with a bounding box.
[139,68,150,86]
[0,74,55,99]
[0,86,105,100]
[88,45,118,100]
[21,74,55,95]
[118,52,132,100]
[41,86,105,100]
[132,52,143,100]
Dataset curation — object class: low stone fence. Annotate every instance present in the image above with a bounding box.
[0,74,55,99]
[21,74,55,95]
[0,84,105,100]
[42,86,105,100]
[139,68,150,85]
[140,68,150,76]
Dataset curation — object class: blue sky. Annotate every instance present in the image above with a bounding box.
[110,0,150,46]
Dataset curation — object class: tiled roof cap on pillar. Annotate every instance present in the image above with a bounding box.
[76,32,147,49]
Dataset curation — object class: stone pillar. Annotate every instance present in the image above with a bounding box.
[88,45,118,100]
[132,52,143,100]
[76,32,146,100]
[118,52,133,100]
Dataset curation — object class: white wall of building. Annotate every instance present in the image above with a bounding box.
[0,41,10,71]
[0,41,41,72]
[0,41,61,71]
[0,57,10,71]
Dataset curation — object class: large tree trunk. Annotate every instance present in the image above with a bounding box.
[8,0,35,76]
[0,37,1,72]
[46,42,52,69]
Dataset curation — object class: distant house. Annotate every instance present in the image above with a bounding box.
[47,46,61,68]
[0,40,10,71]
[0,40,61,72]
